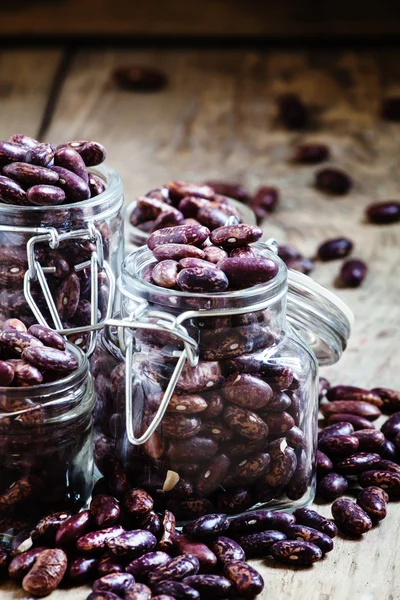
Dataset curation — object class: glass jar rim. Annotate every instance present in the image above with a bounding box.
[0,342,89,404]
[0,164,123,217]
[125,196,257,251]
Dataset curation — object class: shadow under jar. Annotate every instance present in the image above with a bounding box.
[0,164,124,354]
[91,243,352,521]
[0,343,95,540]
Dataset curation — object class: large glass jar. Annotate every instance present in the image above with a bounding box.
[0,343,95,539]
[0,164,123,355]
[92,242,352,520]
[125,197,256,254]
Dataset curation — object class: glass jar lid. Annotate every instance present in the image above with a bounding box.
[287,269,354,365]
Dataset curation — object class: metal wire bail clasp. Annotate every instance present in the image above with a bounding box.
[104,301,199,447]
[23,222,115,357]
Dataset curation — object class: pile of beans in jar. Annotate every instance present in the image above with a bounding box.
[0,134,112,344]
[130,181,248,235]
[144,223,277,292]
[0,318,92,532]
[92,222,316,522]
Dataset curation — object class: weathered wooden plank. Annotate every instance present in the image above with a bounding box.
[1,0,400,38]
[0,49,63,139]
[2,47,400,599]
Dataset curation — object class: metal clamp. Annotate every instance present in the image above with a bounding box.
[0,222,114,358]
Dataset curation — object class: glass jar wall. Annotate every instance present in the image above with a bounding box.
[91,243,352,521]
[0,164,123,353]
[0,344,95,537]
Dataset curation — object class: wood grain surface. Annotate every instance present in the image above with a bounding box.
[1,0,400,38]
[0,46,400,599]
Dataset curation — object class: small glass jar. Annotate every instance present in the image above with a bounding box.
[0,343,95,537]
[92,242,353,520]
[0,164,123,354]
[125,197,256,254]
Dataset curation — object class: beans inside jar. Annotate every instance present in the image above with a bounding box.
[0,319,94,534]
[92,223,318,521]
[0,134,123,349]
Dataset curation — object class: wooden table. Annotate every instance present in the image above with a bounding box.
[1,44,400,600]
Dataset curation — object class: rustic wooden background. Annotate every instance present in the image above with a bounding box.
[0,44,400,598]
[1,0,400,38]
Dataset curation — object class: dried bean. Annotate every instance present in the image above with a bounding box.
[90,495,121,528]
[8,547,48,580]
[76,526,125,554]
[359,470,400,496]
[210,224,262,247]
[210,536,245,564]
[183,574,232,597]
[315,168,352,195]
[89,173,106,196]
[153,244,206,261]
[26,184,66,205]
[97,553,124,577]
[113,66,167,91]
[22,346,78,374]
[57,140,106,167]
[218,256,279,288]
[327,413,375,430]
[321,400,381,420]
[286,525,333,553]
[222,372,273,410]
[326,385,383,407]
[148,554,200,585]
[195,453,231,496]
[126,551,172,579]
[0,175,27,205]
[381,412,400,440]
[366,201,400,224]
[277,93,308,129]
[270,540,322,565]
[151,260,179,288]
[0,360,15,385]
[32,512,72,543]
[293,508,338,538]
[166,393,208,414]
[3,162,59,186]
[51,165,90,202]
[317,238,353,261]
[352,429,385,452]
[87,592,121,600]
[125,582,152,600]
[223,404,268,440]
[107,530,157,559]
[223,560,264,597]
[68,556,98,585]
[153,581,200,600]
[380,440,397,461]
[28,324,66,350]
[102,456,129,499]
[183,514,229,539]
[93,572,135,594]
[264,438,297,487]
[235,530,286,558]
[251,185,279,212]
[316,450,333,477]
[124,489,154,517]
[55,510,93,546]
[293,143,330,164]
[25,142,55,166]
[318,434,359,457]
[228,509,295,534]
[331,498,372,535]
[263,411,295,434]
[22,548,68,596]
[148,224,210,250]
[335,452,381,475]
[167,437,218,461]
[338,259,368,287]
[206,181,249,203]
[318,421,355,440]
[372,387,400,413]
[317,472,349,500]
[177,266,228,293]
[174,534,217,572]
[55,272,81,319]
[203,246,228,263]
[0,330,43,355]
[54,146,89,183]
[0,140,29,163]
[357,486,388,521]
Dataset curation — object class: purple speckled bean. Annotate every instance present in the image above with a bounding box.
[183,575,232,597]
[90,495,121,528]
[210,224,262,247]
[107,530,157,559]
[0,140,27,164]
[223,560,264,597]
[89,174,106,196]
[148,224,210,250]
[26,184,66,205]
[0,175,28,205]
[210,536,246,564]
[148,554,200,585]
[3,162,59,186]
[203,246,228,264]
[126,551,172,579]
[92,573,135,594]
[183,514,230,538]
[22,346,78,373]
[177,266,229,293]
[125,583,152,600]
[293,508,338,538]
[57,140,106,166]
[6,359,43,386]
[0,330,43,354]
[218,256,279,287]
[0,359,15,385]
[153,581,200,600]
[51,166,90,202]
[286,524,334,553]
[151,260,180,288]
[25,142,55,166]
[235,530,286,558]
[8,547,48,580]
[76,526,125,554]
[28,324,66,350]
[54,147,89,183]
[270,540,323,565]
[153,243,206,261]
[55,272,81,320]
[331,498,372,535]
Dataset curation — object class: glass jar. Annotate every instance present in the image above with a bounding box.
[125,197,256,254]
[0,343,95,538]
[0,164,123,355]
[91,241,353,520]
